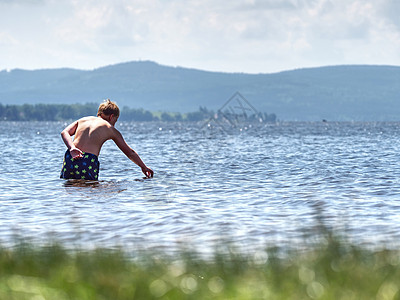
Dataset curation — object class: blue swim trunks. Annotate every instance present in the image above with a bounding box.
[60,150,100,180]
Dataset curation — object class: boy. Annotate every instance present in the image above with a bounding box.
[60,99,153,180]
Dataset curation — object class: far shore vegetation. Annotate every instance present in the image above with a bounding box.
[0,103,277,122]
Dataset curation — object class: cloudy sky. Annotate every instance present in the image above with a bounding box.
[0,0,399,73]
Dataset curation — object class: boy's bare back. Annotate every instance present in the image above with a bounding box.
[72,116,116,156]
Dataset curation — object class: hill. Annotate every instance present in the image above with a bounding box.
[0,61,399,121]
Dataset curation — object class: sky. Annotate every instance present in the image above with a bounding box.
[0,0,399,74]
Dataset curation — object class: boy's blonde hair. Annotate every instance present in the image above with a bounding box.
[97,99,120,117]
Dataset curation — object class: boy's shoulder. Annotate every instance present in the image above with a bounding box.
[78,116,116,133]
[79,116,98,122]
[78,116,108,126]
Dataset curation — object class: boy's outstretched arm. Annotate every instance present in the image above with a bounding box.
[61,120,83,159]
[112,128,154,178]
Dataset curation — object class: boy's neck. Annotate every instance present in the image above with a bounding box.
[99,114,116,126]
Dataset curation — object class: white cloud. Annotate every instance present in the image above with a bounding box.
[0,31,18,46]
[0,0,399,73]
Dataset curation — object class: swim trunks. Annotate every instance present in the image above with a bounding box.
[60,150,100,180]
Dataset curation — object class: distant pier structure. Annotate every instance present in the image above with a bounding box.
[202,92,272,132]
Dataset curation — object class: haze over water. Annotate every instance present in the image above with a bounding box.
[1,121,400,253]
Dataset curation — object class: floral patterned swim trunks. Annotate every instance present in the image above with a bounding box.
[60,150,100,180]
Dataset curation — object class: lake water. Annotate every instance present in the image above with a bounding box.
[1,121,400,253]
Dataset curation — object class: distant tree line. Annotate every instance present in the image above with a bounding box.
[0,103,98,122]
[0,103,276,122]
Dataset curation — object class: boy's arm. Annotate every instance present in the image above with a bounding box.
[111,128,154,178]
[61,120,83,159]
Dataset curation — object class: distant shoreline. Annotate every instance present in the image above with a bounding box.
[0,103,276,123]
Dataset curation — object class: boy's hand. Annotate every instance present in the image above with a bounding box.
[70,147,83,160]
[142,167,154,178]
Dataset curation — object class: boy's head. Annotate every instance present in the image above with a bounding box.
[97,99,120,118]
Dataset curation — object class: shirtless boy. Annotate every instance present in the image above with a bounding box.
[60,99,153,180]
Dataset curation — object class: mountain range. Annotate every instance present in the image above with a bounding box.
[1,60,399,121]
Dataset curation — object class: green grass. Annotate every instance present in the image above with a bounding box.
[1,236,400,300]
